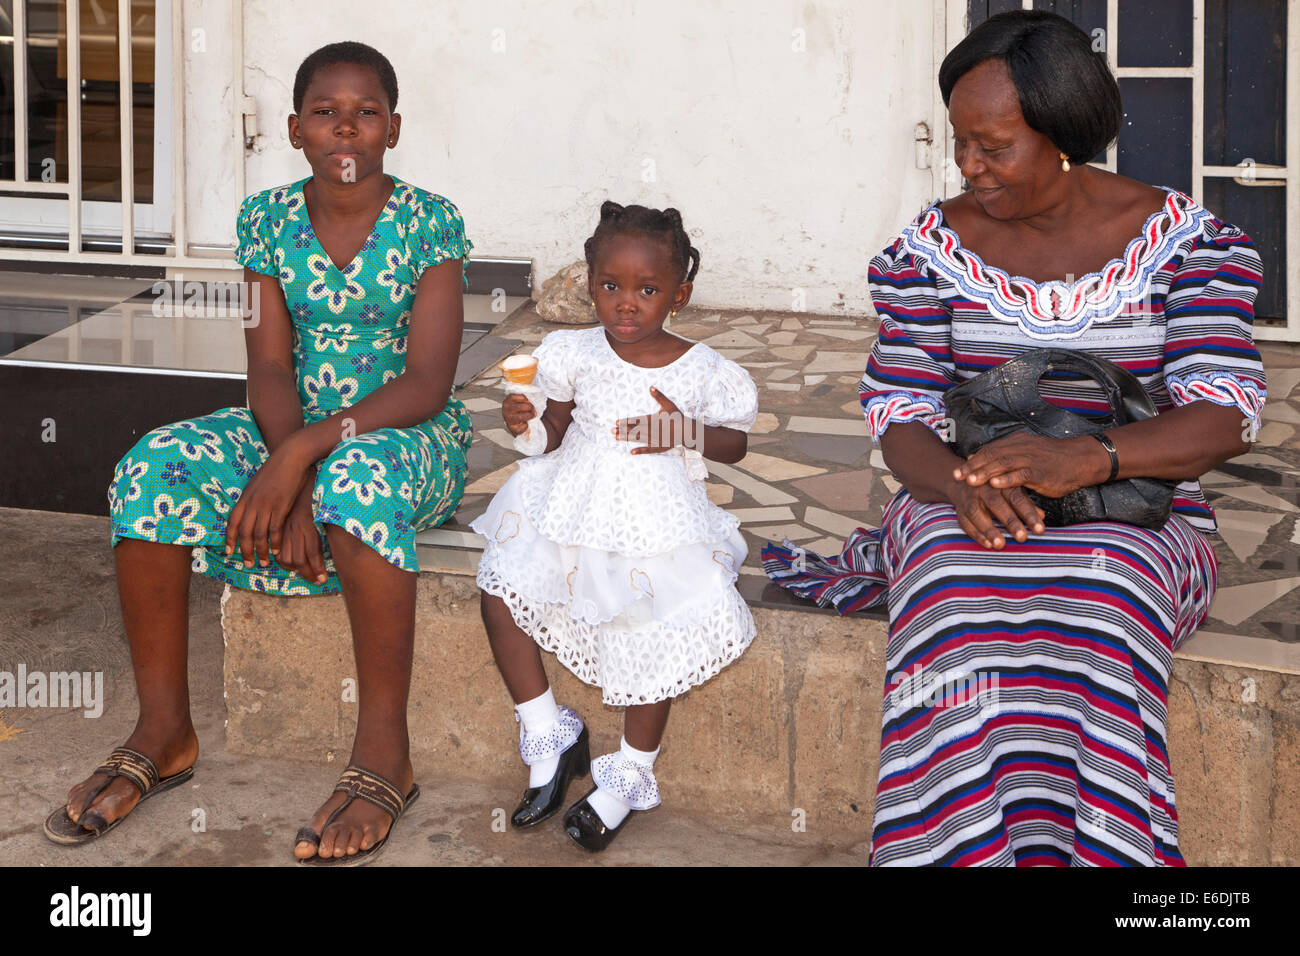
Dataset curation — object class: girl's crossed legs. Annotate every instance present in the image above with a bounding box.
[480,593,671,752]
[482,592,669,846]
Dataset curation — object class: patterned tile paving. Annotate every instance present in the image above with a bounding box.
[419,309,1300,674]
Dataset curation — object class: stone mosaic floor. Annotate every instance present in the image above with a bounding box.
[417,306,1300,675]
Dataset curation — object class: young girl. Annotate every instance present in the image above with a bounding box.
[44,41,473,866]
[472,201,759,850]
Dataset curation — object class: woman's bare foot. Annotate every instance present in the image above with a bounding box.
[294,748,414,860]
[63,723,199,832]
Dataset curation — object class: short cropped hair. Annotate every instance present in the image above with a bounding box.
[938,10,1121,164]
[293,41,399,114]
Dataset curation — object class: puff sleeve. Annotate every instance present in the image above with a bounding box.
[1161,221,1267,428]
[410,193,474,287]
[533,330,578,404]
[233,194,276,277]
[859,237,957,443]
[698,353,759,432]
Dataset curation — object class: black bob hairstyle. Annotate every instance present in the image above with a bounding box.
[938,10,1122,165]
[583,201,701,284]
[293,41,399,114]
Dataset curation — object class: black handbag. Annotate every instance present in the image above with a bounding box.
[942,349,1176,529]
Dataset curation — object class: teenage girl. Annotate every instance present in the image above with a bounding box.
[45,41,474,866]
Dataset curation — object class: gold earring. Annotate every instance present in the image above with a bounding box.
[1060,151,1071,172]
[670,310,678,318]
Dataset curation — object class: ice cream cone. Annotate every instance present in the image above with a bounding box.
[500,354,538,385]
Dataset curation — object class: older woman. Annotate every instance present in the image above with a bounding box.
[771,10,1265,865]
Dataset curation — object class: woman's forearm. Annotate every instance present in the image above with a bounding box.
[247,362,306,456]
[880,421,966,504]
[242,268,310,462]
[282,262,464,465]
[912,400,1252,500]
[1106,400,1252,482]
[287,369,450,465]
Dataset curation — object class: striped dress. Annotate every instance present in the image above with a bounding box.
[785,190,1266,866]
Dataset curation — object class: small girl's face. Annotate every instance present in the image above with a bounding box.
[288,62,400,186]
[588,232,692,345]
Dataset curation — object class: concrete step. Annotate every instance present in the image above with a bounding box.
[222,573,887,833]
[221,572,1300,865]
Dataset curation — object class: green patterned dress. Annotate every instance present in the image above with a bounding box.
[107,176,474,595]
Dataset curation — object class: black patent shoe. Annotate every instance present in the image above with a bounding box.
[511,727,590,828]
[562,786,633,852]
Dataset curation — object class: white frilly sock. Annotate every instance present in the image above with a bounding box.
[588,736,660,829]
[515,688,561,787]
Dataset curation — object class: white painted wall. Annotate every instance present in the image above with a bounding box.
[186,0,942,315]
[183,0,239,253]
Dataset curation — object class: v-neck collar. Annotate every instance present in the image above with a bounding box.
[293,175,403,273]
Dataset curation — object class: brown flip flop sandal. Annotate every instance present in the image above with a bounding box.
[43,746,196,846]
[295,765,420,867]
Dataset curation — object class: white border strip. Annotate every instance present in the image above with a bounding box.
[65,0,81,254]
[171,0,186,261]
[1287,0,1300,340]
[118,0,135,254]
[0,357,246,380]
[1192,0,1204,204]
[1257,0,1300,341]
[13,0,27,184]
[1105,0,1118,173]
[0,249,237,269]
[0,181,70,194]
[1115,66,1195,78]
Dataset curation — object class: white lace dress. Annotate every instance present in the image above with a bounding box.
[471,327,759,706]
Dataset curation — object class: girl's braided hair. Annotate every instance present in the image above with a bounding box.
[583,201,700,283]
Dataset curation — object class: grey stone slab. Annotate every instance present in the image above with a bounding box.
[455,334,522,388]
[788,433,870,467]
